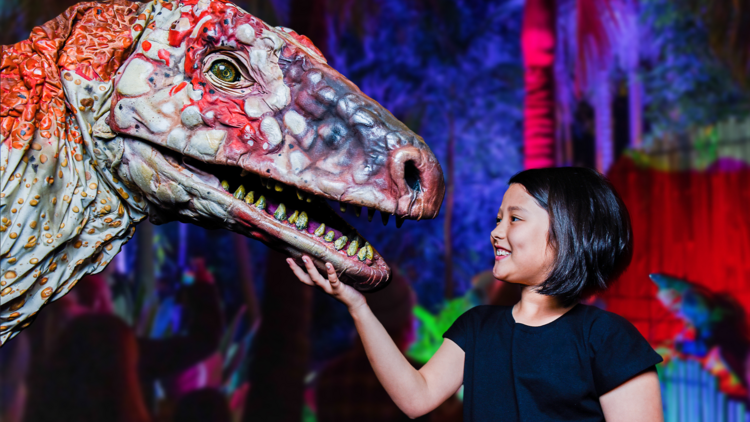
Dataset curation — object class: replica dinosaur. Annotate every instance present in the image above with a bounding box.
[0,0,445,345]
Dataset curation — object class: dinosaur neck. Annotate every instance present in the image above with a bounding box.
[0,0,155,344]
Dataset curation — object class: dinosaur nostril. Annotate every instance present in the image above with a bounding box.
[404,160,421,193]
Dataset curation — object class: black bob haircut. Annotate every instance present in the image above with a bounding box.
[508,167,633,306]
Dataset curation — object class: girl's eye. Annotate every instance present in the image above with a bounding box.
[210,60,239,82]
[511,216,520,222]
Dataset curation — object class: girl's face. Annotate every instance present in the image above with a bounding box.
[490,184,555,286]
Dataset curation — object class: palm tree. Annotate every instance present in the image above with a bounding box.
[523,0,631,172]
[522,0,557,169]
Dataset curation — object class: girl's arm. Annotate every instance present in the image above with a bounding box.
[599,369,664,422]
[287,256,465,419]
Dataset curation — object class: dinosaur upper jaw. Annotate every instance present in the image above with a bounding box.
[122,138,390,290]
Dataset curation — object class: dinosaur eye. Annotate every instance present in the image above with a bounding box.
[210,60,239,82]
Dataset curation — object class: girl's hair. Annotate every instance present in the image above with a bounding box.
[508,167,633,306]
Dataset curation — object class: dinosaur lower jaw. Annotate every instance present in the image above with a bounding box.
[126,140,390,290]
[215,168,391,290]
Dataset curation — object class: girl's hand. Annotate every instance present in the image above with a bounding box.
[286,255,366,311]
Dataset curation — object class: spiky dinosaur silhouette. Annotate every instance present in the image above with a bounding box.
[0,0,445,344]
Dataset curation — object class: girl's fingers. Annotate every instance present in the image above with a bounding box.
[286,258,314,286]
[325,263,341,287]
[301,256,329,287]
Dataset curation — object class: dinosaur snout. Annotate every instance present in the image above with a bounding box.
[282,61,445,220]
[388,144,444,220]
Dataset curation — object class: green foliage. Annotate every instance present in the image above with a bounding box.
[406,296,475,364]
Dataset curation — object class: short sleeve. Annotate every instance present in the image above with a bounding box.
[442,309,473,351]
[589,311,663,395]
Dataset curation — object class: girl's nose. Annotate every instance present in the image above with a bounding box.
[491,223,506,240]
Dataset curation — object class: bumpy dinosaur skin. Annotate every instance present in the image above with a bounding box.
[0,0,445,344]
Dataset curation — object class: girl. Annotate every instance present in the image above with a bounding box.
[287,167,664,421]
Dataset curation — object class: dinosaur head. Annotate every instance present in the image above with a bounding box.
[103,0,445,290]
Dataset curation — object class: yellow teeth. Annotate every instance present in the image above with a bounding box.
[296,211,308,231]
[346,238,359,256]
[274,203,287,221]
[334,235,348,250]
[225,176,373,261]
[240,169,250,177]
[357,246,368,261]
[255,195,266,210]
[288,210,299,224]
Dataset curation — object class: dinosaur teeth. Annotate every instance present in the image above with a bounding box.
[274,203,287,221]
[346,238,359,256]
[357,246,368,261]
[240,169,250,177]
[296,212,308,231]
[381,212,390,226]
[234,185,246,200]
[255,195,266,210]
[396,215,405,228]
[227,179,373,262]
[334,235,348,250]
[288,210,299,224]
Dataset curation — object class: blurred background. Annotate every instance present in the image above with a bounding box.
[1,0,749,421]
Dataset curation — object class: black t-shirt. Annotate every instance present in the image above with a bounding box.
[443,304,663,421]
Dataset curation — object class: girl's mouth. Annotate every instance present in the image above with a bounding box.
[495,248,511,261]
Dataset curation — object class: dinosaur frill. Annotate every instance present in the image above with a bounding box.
[0,0,152,344]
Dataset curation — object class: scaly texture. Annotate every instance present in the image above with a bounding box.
[0,1,150,344]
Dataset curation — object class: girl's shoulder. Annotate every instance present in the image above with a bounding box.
[450,305,513,332]
[573,304,640,331]
[572,304,652,351]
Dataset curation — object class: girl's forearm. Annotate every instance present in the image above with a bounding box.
[349,303,433,418]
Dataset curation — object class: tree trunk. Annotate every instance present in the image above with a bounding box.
[593,68,614,173]
[242,251,312,422]
[233,233,261,327]
[522,0,557,169]
[443,113,455,299]
[134,220,155,332]
[628,71,642,149]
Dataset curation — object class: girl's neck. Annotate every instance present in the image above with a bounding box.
[512,286,577,327]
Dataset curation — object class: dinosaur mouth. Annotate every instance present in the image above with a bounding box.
[146,144,390,290]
